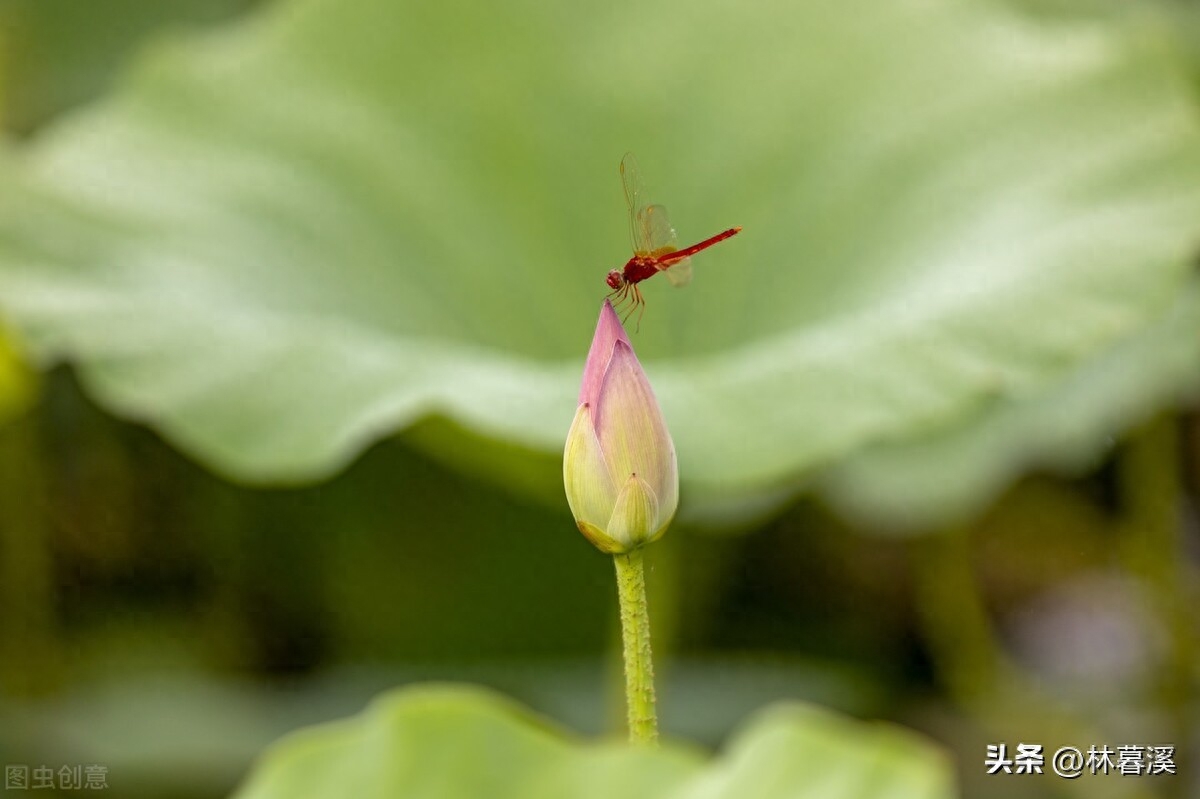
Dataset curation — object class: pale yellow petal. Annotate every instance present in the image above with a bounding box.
[563,403,617,533]
[654,443,678,533]
[576,520,624,554]
[606,472,660,552]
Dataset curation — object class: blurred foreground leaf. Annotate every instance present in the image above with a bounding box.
[3,660,878,796]
[0,0,1198,525]
[232,684,954,799]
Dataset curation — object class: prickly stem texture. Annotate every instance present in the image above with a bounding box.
[614,549,658,744]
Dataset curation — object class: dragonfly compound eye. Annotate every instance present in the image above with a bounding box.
[606,270,625,290]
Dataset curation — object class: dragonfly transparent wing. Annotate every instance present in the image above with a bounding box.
[663,258,693,287]
[620,153,651,254]
[622,155,696,288]
[638,203,691,287]
[637,204,679,254]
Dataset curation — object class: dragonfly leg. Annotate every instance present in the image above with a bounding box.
[619,288,637,325]
[618,284,644,329]
[625,284,646,332]
[610,283,632,316]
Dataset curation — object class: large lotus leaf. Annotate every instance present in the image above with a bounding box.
[232,685,954,799]
[821,276,1200,530]
[0,0,263,134]
[0,0,1198,523]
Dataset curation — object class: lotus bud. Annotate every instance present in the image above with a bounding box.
[563,300,678,553]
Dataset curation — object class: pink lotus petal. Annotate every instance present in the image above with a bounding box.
[578,300,631,409]
[594,339,673,498]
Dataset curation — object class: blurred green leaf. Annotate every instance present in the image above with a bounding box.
[822,277,1200,530]
[0,0,1197,525]
[232,684,954,799]
[0,0,263,134]
[1,659,881,796]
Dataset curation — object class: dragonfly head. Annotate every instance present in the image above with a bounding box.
[606,270,625,290]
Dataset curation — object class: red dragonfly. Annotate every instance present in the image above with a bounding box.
[606,152,741,325]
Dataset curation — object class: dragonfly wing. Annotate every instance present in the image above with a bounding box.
[662,257,693,287]
[641,203,691,286]
[637,204,680,255]
[620,153,651,254]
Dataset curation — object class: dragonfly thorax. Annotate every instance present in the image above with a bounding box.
[622,256,660,285]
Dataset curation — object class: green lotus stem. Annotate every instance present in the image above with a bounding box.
[614,549,658,744]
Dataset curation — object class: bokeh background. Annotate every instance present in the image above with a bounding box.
[1,0,1200,797]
